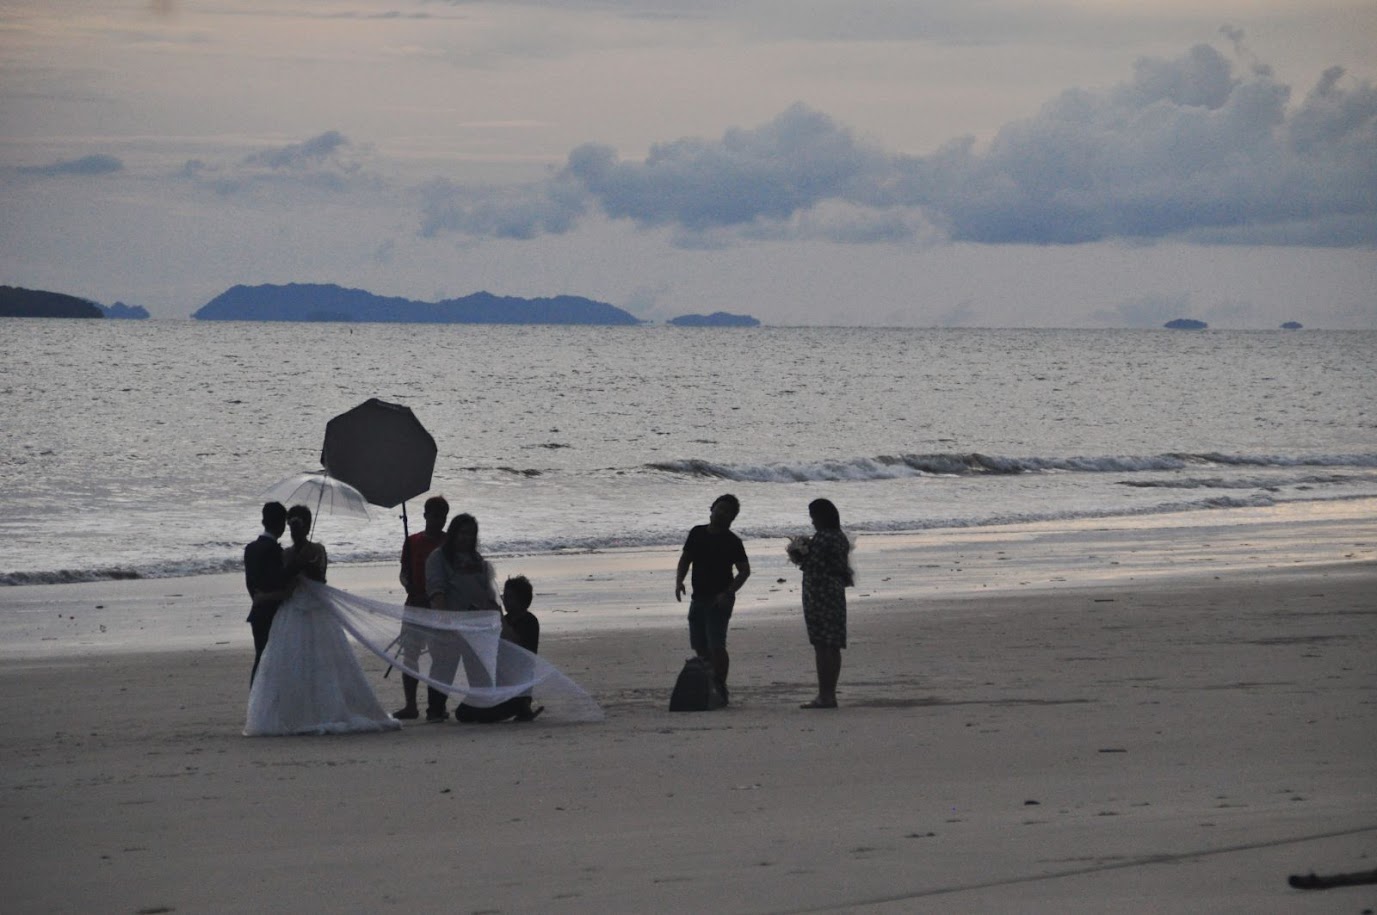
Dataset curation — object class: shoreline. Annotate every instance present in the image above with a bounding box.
[5,492,1375,590]
[2,500,1373,661]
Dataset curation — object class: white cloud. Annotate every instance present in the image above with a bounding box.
[914,43,1377,246]
[419,175,586,239]
[414,38,1377,249]
[564,104,889,231]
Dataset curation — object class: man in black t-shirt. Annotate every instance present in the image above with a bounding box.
[675,494,751,701]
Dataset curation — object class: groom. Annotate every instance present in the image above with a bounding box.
[244,501,289,685]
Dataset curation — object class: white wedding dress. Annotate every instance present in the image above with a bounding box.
[244,542,400,737]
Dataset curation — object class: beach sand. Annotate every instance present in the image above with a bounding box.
[1,503,1374,913]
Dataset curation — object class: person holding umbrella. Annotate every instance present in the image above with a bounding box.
[244,505,400,736]
[393,495,450,721]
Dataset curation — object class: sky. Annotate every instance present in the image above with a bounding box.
[1,1,1374,327]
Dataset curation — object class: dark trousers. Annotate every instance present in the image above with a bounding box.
[248,609,277,685]
[454,697,532,723]
[402,673,449,715]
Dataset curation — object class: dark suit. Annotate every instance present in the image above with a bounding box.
[244,533,286,684]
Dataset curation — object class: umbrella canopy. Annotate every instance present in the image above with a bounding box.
[260,472,372,520]
[321,398,437,509]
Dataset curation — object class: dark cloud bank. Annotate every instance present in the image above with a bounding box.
[422,37,1377,249]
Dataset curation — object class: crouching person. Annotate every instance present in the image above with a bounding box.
[454,575,544,723]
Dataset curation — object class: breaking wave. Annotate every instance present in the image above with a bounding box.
[7,490,1372,586]
[645,452,1377,483]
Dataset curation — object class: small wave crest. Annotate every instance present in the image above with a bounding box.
[0,556,241,587]
[646,451,1377,483]
[459,465,543,477]
[1116,472,1370,491]
[0,567,144,586]
[5,489,1371,586]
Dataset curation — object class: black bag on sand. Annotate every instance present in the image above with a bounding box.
[669,657,726,712]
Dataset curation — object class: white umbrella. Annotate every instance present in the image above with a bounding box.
[260,471,372,524]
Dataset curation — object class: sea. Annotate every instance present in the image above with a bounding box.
[2,320,1374,586]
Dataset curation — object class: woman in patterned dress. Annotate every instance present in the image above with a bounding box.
[786,498,853,709]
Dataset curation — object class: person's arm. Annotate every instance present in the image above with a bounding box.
[425,551,447,610]
[796,534,830,575]
[675,549,691,602]
[714,553,750,607]
[482,561,500,610]
[730,555,751,594]
[245,543,265,597]
[802,533,847,580]
[399,538,412,590]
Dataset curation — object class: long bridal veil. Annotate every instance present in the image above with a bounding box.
[306,580,604,722]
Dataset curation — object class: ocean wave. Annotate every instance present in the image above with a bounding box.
[645,452,1377,483]
[0,556,241,587]
[9,490,1371,586]
[0,567,145,586]
[1116,472,1370,491]
[459,465,544,477]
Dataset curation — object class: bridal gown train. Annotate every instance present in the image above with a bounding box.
[244,541,400,737]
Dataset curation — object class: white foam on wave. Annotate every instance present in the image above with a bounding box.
[16,489,1377,587]
[646,451,1377,483]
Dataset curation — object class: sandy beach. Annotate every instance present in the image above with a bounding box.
[2,502,1374,913]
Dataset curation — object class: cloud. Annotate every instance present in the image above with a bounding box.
[430,103,915,245]
[181,131,376,196]
[16,154,124,177]
[241,130,350,169]
[908,42,1377,246]
[419,176,586,239]
[416,37,1377,249]
[563,104,890,231]
[739,200,938,245]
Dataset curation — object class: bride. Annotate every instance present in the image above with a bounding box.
[244,505,400,736]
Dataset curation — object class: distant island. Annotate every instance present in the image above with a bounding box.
[1,285,103,318]
[1164,318,1208,330]
[1281,321,1303,330]
[99,301,150,319]
[193,283,641,325]
[668,311,760,327]
[0,286,149,319]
